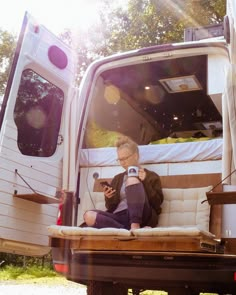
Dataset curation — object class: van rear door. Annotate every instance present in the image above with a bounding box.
[222,0,236,182]
[221,0,236,240]
[0,12,76,255]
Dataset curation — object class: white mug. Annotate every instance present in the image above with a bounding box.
[127,166,139,177]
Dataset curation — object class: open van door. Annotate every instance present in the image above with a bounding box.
[221,0,236,239]
[222,0,236,183]
[0,12,76,255]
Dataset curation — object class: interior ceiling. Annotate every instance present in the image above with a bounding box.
[101,55,222,136]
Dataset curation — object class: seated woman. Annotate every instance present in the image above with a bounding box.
[83,136,163,230]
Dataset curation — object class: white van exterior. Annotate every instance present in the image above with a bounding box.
[1,1,236,293]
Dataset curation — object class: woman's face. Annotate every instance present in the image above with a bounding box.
[117,147,138,170]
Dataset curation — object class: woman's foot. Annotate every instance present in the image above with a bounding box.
[131,223,140,230]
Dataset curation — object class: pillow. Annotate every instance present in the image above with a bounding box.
[158,186,212,232]
[85,121,123,148]
[77,192,106,226]
[150,137,211,144]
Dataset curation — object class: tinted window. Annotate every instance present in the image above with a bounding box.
[14,69,64,157]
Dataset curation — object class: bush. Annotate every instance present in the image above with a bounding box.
[0,251,53,268]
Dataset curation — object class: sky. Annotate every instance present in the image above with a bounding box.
[0,0,126,102]
[0,0,109,36]
[0,0,128,102]
[0,0,101,102]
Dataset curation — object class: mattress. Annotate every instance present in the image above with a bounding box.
[80,138,222,167]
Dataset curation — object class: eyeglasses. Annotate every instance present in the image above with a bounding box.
[116,153,133,163]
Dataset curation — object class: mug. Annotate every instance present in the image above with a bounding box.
[127,166,139,177]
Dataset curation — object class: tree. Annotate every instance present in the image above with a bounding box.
[0,0,226,91]
[107,0,226,51]
[0,29,16,95]
[59,0,125,85]
[59,0,226,86]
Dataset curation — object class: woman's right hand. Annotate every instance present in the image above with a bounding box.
[103,186,116,198]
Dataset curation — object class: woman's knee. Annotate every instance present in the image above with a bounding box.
[126,176,141,186]
[83,210,97,226]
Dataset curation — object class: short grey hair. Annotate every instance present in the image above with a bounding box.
[116,136,139,155]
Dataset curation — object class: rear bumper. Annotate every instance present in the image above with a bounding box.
[52,246,236,293]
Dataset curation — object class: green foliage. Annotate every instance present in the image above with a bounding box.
[1,266,23,280]
[0,265,58,280]
[0,29,16,95]
[0,252,53,268]
[0,252,55,281]
[0,0,227,95]
[105,0,226,51]
[137,291,167,294]
[58,0,226,86]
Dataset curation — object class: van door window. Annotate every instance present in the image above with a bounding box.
[13,69,64,157]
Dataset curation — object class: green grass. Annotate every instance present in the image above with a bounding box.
[0,265,59,281]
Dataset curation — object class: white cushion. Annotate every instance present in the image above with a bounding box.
[77,192,106,226]
[132,226,215,238]
[74,186,212,237]
[48,225,131,237]
[159,186,212,232]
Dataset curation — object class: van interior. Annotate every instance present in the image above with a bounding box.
[83,53,223,148]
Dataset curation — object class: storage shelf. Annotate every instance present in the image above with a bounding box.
[206,191,236,205]
[13,193,60,204]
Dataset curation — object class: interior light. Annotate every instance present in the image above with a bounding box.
[159,75,202,93]
[173,116,178,120]
[145,86,151,90]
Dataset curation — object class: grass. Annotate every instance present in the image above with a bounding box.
[0,265,218,294]
[0,265,59,281]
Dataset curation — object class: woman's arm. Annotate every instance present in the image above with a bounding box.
[143,169,164,214]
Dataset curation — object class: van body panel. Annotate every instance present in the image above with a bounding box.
[0,12,76,255]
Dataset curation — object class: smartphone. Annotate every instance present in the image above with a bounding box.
[100,181,112,188]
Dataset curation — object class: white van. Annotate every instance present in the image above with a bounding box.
[1,1,236,294]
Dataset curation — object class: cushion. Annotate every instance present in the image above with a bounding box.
[132,226,215,238]
[77,192,106,226]
[159,186,212,231]
[48,225,131,237]
[76,186,212,234]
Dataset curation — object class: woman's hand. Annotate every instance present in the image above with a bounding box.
[138,167,146,181]
[103,186,116,198]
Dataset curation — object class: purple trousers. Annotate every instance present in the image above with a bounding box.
[92,182,151,229]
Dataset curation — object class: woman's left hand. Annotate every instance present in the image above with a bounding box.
[138,168,146,181]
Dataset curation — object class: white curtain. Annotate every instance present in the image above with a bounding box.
[222,0,236,184]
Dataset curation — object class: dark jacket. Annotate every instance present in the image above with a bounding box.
[105,169,163,227]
